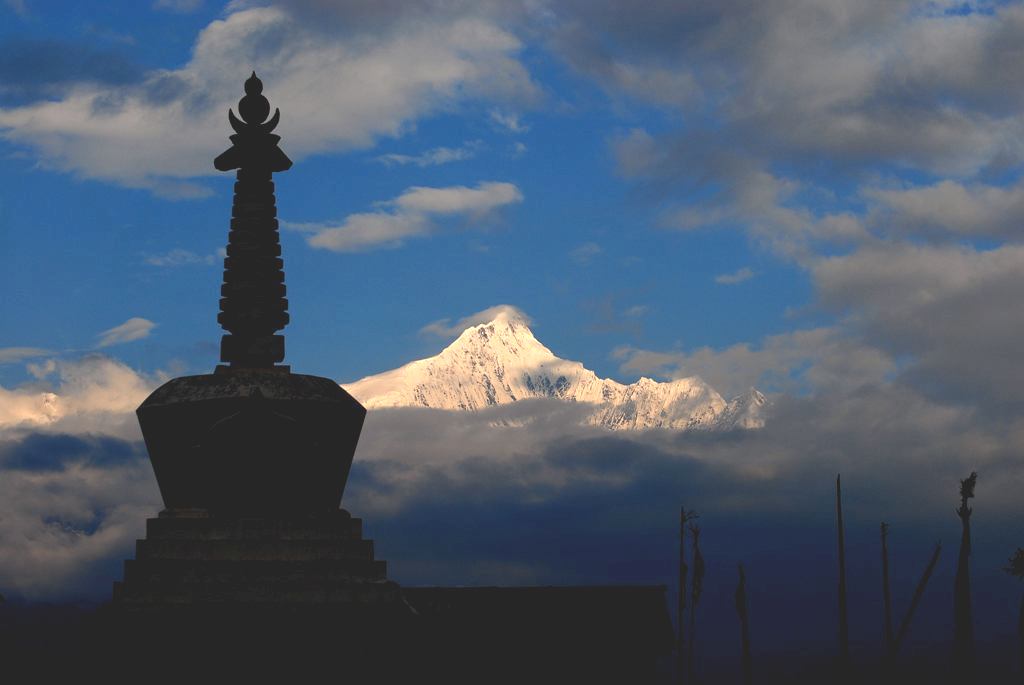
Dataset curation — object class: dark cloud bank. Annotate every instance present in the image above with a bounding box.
[2,384,1021,679]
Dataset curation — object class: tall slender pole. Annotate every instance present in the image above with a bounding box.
[881,522,894,655]
[836,475,850,679]
[678,506,689,685]
[677,508,698,685]
[1018,594,1023,682]
[735,563,753,685]
[688,523,705,685]
[952,472,977,679]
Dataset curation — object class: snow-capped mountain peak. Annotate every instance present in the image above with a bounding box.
[344,314,766,431]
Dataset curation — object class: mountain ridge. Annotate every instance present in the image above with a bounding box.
[343,311,766,431]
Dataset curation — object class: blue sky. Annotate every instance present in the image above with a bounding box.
[0,0,821,388]
[2,2,1024,668]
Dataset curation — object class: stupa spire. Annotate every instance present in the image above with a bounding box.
[215,72,292,367]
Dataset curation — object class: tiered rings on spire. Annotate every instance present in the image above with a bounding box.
[214,73,292,367]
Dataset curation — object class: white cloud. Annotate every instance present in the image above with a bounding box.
[374,140,483,167]
[26,358,56,379]
[865,179,1024,239]
[613,138,869,260]
[393,182,522,215]
[610,128,659,178]
[715,267,755,285]
[0,347,51,364]
[0,355,154,437]
[96,317,156,348]
[813,242,1024,409]
[569,241,602,264]
[419,304,531,339]
[0,5,539,193]
[153,0,202,12]
[489,108,528,133]
[611,347,686,380]
[0,444,158,598]
[614,326,895,398]
[564,1,1024,176]
[304,212,429,252]
[295,181,523,252]
[143,248,217,267]
[584,1,1024,279]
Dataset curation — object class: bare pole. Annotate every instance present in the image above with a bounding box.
[836,474,850,678]
[678,506,688,685]
[1018,595,1024,682]
[952,472,977,680]
[735,563,753,685]
[688,522,705,685]
[677,507,698,685]
[881,522,894,655]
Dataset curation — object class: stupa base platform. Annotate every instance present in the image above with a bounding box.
[112,508,403,609]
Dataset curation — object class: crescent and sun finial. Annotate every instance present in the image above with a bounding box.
[228,71,281,134]
[215,71,291,173]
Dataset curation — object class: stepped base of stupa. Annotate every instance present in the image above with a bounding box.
[112,508,402,608]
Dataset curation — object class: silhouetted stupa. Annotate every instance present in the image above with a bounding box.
[112,73,398,610]
[100,74,671,683]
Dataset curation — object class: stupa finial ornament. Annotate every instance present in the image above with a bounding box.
[215,72,291,173]
[215,72,292,367]
[233,71,278,131]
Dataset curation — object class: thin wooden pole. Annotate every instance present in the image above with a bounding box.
[881,522,894,654]
[677,506,689,685]
[952,472,976,679]
[836,475,850,678]
[736,563,753,685]
[688,523,705,685]
[1017,594,1023,682]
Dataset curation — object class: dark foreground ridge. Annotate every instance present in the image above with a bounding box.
[0,589,674,682]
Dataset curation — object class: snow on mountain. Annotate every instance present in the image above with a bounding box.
[343,311,766,431]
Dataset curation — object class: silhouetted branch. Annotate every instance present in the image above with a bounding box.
[891,542,942,658]
[1004,548,1024,579]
